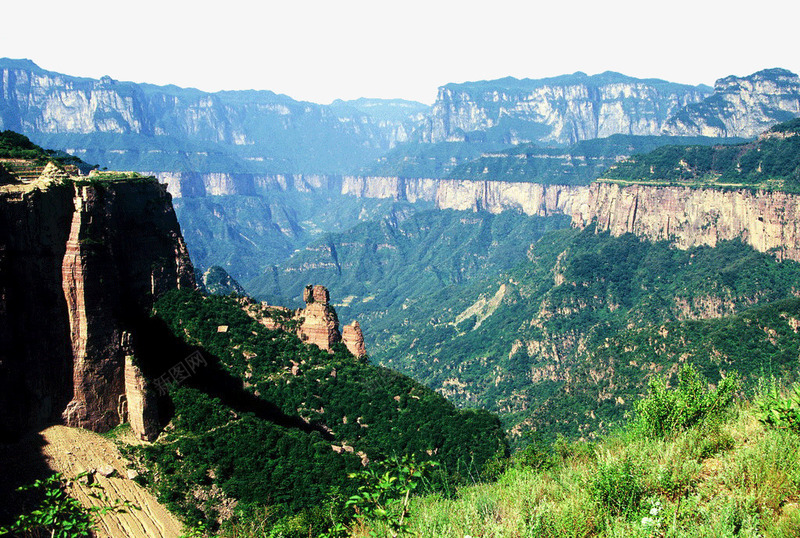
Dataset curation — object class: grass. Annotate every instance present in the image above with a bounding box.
[354,388,800,537]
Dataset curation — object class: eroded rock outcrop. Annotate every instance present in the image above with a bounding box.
[298,285,340,352]
[342,321,367,359]
[242,285,367,358]
[0,166,194,441]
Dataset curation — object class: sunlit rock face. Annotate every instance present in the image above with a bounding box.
[663,69,800,138]
[419,72,712,145]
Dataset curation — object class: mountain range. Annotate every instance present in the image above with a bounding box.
[3,59,800,177]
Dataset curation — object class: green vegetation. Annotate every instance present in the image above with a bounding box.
[354,373,800,537]
[364,141,493,178]
[196,266,246,296]
[366,134,743,182]
[0,472,138,538]
[178,193,432,284]
[445,135,744,185]
[249,209,571,309]
[128,289,506,535]
[603,119,800,191]
[757,377,800,433]
[364,226,800,441]
[0,130,95,172]
[341,456,439,537]
[630,364,739,439]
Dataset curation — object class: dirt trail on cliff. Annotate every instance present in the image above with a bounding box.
[4,426,183,538]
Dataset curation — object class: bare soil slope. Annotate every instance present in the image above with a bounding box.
[2,425,183,538]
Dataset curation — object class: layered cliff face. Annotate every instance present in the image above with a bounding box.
[573,182,800,262]
[663,69,800,138]
[0,59,424,174]
[419,72,711,145]
[0,166,194,441]
[340,175,800,266]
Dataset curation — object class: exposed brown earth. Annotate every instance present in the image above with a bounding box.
[1,425,183,537]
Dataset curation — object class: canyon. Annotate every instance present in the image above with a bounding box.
[157,171,800,271]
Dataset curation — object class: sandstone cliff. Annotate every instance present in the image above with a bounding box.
[340,174,800,264]
[572,182,800,262]
[0,165,195,441]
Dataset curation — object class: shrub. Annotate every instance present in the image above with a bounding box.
[757,378,800,433]
[632,364,739,439]
[344,456,438,537]
[589,456,645,517]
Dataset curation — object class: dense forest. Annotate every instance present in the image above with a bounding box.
[126,290,507,533]
[365,226,800,441]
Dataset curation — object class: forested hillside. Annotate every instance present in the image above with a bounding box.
[249,209,571,308]
[126,289,506,534]
[604,118,800,190]
[363,227,800,441]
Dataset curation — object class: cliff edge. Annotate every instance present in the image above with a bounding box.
[0,165,195,442]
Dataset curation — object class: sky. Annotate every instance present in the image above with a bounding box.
[2,0,798,105]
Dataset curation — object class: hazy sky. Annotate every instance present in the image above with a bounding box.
[3,0,797,105]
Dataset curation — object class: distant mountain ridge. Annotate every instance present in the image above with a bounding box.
[0,58,426,174]
[420,71,713,145]
[3,59,799,177]
[418,69,800,147]
[663,68,800,138]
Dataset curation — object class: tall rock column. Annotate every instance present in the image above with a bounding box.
[298,285,341,352]
[57,178,195,434]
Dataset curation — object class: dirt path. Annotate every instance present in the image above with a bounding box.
[13,425,184,538]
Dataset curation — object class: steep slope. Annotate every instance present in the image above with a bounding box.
[664,68,800,138]
[369,228,800,440]
[124,288,507,533]
[0,152,195,442]
[248,208,571,312]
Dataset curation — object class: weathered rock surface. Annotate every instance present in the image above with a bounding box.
[342,321,367,359]
[420,72,712,145]
[0,59,422,174]
[572,182,800,262]
[0,425,184,537]
[161,168,800,270]
[663,69,800,138]
[242,285,367,357]
[0,167,194,441]
[337,176,800,264]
